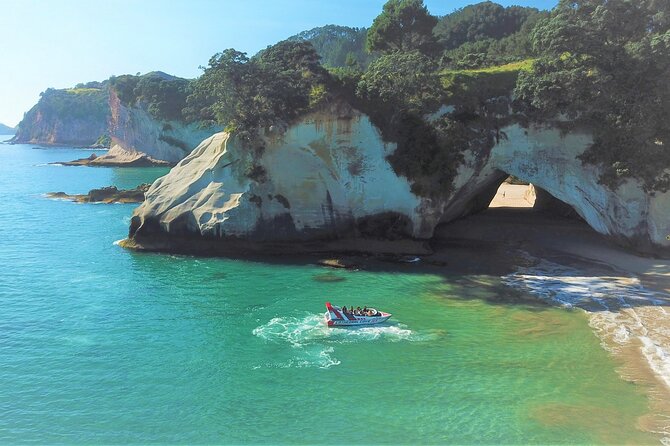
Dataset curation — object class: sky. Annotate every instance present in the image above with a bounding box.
[0,0,558,127]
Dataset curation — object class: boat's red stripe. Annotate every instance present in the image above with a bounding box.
[326,302,343,320]
[345,312,356,321]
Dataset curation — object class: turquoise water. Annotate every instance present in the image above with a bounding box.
[0,139,658,444]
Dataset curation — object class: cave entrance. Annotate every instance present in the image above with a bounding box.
[434,170,592,250]
[489,176,535,209]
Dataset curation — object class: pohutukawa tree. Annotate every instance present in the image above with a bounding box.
[515,0,670,191]
[365,0,439,55]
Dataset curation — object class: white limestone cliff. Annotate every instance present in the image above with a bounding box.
[129,106,436,247]
[127,107,670,253]
[445,124,670,250]
[87,90,217,166]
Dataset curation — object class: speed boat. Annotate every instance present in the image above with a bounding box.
[324,302,391,327]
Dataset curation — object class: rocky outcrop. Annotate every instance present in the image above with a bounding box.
[124,106,670,254]
[85,90,216,166]
[126,106,436,254]
[446,125,670,252]
[12,88,109,146]
[48,184,150,204]
[13,81,218,166]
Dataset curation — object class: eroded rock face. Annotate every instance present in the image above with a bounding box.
[90,90,216,166]
[129,108,441,251]
[15,88,218,165]
[444,124,670,251]
[127,109,670,253]
[13,108,108,146]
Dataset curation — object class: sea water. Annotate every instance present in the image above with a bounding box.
[0,138,661,444]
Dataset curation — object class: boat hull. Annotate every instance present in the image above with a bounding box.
[325,312,392,327]
[324,302,392,327]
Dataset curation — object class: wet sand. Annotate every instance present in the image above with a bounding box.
[435,203,670,442]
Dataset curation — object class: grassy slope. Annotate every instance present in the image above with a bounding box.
[440,59,534,104]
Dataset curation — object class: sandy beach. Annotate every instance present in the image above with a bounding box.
[436,183,670,441]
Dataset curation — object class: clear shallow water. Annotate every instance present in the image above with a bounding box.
[0,139,659,444]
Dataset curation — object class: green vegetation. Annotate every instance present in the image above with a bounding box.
[32,87,109,121]
[366,0,438,55]
[514,0,670,191]
[180,0,668,194]
[183,0,542,193]
[94,134,111,147]
[64,88,103,95]
[109,72,191,121]
[185,41,329,141]
[441,59,533,106]
[351,2,535,196]
[435,2,547,69]
[287,25,371,68]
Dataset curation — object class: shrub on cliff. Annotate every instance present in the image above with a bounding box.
[35,87,109,121]
[514,0,670,192]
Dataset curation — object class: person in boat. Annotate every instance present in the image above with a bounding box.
[342,305,348,314]
[356,306,362,315]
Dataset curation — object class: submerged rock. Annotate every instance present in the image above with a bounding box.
[317,259,359,270]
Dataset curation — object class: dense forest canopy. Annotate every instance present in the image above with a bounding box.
[366,0,439,55]
[109,72,192,122]
[182,0,670,194]
[436,2,548,68]
[515,0,670,191]
[185,41,329,140]
[287,25,371,68]
[31,86,109,121]
[435,2,543,49]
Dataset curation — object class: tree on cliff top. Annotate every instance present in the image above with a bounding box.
[435,2,548,69]
[185,41,330,139]
[514,0,670,191]
[366,0,438,55]
[435,2,542,50]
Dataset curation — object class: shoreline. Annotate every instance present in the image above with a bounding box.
[440,207,670,442]
[120,193,670,441]
[120,234,434,258]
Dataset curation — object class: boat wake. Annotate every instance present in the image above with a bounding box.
[252,314,424,369]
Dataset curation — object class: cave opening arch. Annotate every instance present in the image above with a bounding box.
[434,168,592,242]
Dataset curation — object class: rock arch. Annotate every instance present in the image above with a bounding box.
[437,124,670,252]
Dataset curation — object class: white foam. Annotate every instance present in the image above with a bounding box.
[503,252,670,394]
[502,258,666,310]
